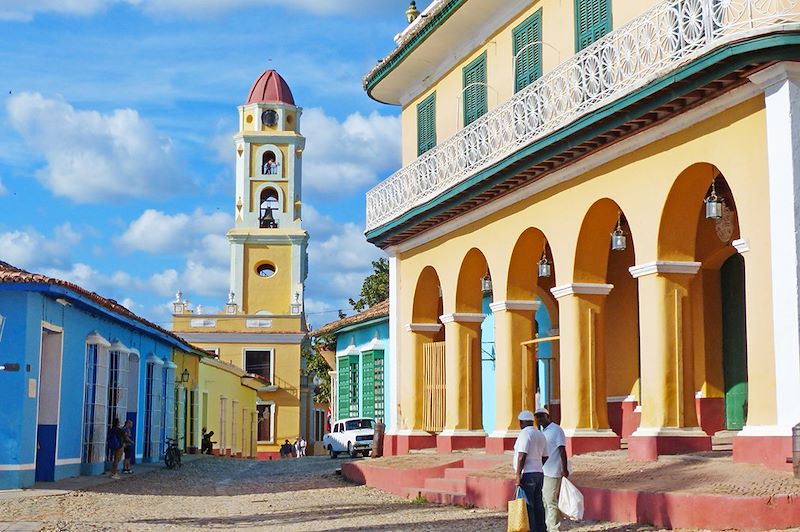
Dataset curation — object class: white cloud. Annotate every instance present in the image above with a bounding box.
[0,177,6,195]
[302,108,400,196]
[6,93,192,203]
[0,0,405,21]
[115,208,231,260]
[0,224,81,270]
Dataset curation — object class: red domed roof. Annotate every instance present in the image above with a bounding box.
[246,69,295,105]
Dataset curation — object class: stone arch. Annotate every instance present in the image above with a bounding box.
[455,247,491,313]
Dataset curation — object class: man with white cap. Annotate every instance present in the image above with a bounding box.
[535,407,568,531]
[513,410,547,532]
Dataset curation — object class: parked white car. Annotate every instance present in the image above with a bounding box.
[323,417,375,458]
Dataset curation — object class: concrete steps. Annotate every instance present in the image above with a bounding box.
[411,454,502,504]
[712,430,737,451]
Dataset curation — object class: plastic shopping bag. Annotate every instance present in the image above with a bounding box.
[558,477,584,520]
[507,487,530,532]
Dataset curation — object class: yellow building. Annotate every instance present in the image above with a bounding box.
[173,69,314,459]
[365,0,800,471]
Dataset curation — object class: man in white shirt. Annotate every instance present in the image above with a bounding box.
[513,410,548,532]
[535,407,568,531]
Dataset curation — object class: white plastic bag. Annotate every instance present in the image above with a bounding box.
[558,477,584,520]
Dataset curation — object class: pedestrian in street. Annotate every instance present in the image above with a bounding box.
[280,439,293,458]
[202,430,215,455]
[513,410,547,532]
[293,437,301,458]
[122,419,135,474]
[535,407,568,531]
[107,418,125,479]
[299,437,307,457]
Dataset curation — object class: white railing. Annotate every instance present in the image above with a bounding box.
[365,0,800,232]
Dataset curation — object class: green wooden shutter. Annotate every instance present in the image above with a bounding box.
[417,93,437,156]
[463,52,487,126]
[337,357,350,420]
[362,352,375,419]
[348,355,360,418]
[575,0,612,51]
[513,10,543,93]
[373,351,385,422]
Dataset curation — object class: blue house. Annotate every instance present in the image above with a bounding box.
[0,261,196,489]
[312,300,391,429]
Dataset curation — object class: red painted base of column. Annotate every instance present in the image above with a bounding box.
[628,433,712,461]
[566,433,621,455]
[436,433,487,453]
[733,434,793,472]
[695,397,725,436]
[212,449,220,456]
[393,433,437,455]
[382,434,398,456]
[620,401,641,439]
[485,436,516,454]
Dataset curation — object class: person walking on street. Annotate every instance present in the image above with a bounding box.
[122,419,135,474]
[107,418,125,479]
[299,437,307,457]
[535,408,568,531]
[513,410,548,532]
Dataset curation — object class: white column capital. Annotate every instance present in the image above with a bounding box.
[439,313,485,324]
[748,62,800,91]
[732,238,750,254]
[550,283,613,299]
[628,261,701,278]
[488,300,540,313]
[405,323,442,333]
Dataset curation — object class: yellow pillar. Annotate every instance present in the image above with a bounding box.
[628,262,711,460]
[438,313,486,452]
[486,300,538,453]
[551,283,620,454]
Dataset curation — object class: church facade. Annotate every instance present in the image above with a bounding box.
[173,69,316,459]
[364,0,800,471]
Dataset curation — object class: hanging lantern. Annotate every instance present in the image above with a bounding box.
[704,180,723,220]
[481,272,493,294]
[610,213,627,251]
[537,251,551,278]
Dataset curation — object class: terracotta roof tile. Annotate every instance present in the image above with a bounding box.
[311,299,389,337]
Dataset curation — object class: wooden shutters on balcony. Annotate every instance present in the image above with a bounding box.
[417,93,437,156]
[513,10,543,93]
[575,0,612,51]
[463,52,487,126]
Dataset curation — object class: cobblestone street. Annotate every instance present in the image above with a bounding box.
[0,456,662,531]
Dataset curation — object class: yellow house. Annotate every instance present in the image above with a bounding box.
[173,68,314,459]
[364,0,800,471]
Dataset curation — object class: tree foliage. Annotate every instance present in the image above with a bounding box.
[303,340,331,404]
[348,257,389,312]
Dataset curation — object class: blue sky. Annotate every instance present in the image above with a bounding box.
[0,0,430,329]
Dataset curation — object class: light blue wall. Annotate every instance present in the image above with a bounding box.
[481,294,495,434]
[334,318,392,430]
[0,287,181,489]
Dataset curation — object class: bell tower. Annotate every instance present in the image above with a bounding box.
[228,69,308,316]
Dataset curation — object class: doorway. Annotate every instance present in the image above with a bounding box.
[35,325,63,482]
[721,254,748,430]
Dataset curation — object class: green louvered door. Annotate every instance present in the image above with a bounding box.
[347,356,360,418]
[513,10,543,93]
[362,352,375,419]
[337,357,350,420]
[575,0,612,51]
[463,52,487,126]
[417,93,437,156]
[721,254,748,430]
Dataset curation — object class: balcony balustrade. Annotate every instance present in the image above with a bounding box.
[365,0,800,232]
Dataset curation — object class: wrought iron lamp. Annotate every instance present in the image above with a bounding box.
[611,212,627,251]
[705,179,723,220]
[180,368,190,383]
[537,250,552,278]
[481,272,493,294]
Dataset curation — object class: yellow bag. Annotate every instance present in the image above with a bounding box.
[507,488,530,532]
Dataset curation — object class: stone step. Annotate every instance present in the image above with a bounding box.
[712,430,737,451]
[444,467,487,480]
[461,456,506,470]
[418,488,468,506]
[620,438,628,450]
[425,476,466,492]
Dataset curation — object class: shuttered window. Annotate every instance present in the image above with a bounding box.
[417,93,437,156]
[513,10,543,93]
[361,350,385,421]
[575,0,612,51]
[463,52,487,126]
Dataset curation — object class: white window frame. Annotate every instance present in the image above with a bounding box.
[242,348,274,384]
[82,333,110,466]
[256,400,275,444]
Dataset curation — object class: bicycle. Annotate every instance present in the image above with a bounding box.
[164,437,182,469]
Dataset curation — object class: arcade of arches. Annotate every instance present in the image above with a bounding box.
[387,95,792,469]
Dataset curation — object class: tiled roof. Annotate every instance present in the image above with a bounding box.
[311,299,389,337]
[0,260,199,353]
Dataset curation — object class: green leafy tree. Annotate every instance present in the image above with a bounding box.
[348,257,389,312]
[303,339,331,404]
